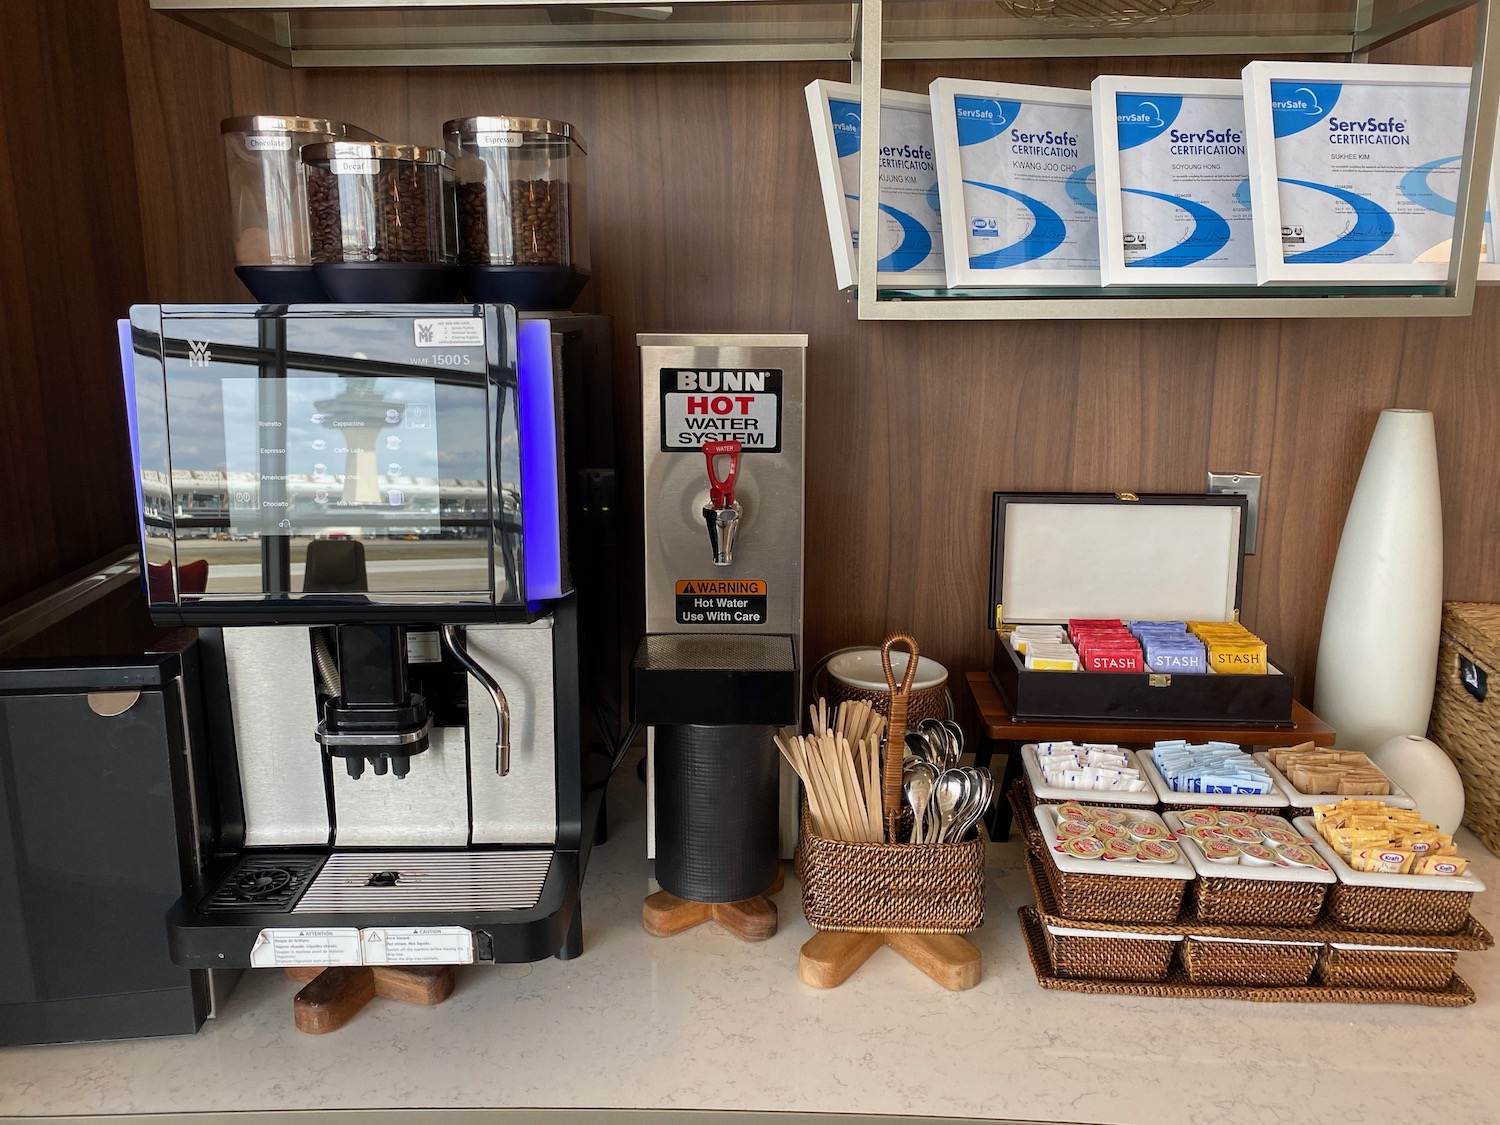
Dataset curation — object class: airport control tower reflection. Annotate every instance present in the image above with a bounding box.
[314,378,409,507]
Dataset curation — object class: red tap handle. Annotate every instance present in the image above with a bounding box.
[702,440,742,509]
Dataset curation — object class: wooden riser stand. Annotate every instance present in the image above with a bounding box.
[284,965,456,1034]
[643,865,785,942]
[799,930,982,991]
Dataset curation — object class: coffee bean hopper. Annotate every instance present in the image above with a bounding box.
[633,334,806,941]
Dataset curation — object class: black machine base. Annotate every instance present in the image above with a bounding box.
[632,633,798,727]
[167,847,581,969]
[314,262,463,303]
[234,264,328,303]
[461,264,590,310]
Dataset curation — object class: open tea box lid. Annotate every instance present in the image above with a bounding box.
[986,491,1294,725]
[988,492,1247,628]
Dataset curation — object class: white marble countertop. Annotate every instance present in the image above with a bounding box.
[5,753,1500,1125]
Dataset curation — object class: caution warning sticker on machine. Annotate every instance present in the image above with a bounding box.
[659,369,782,453]
[675,579,768,626]
[361,927,476,966]
[249,928,362,968]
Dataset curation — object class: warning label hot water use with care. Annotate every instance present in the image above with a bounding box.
[675,579,768,625]
[659,369,783,452]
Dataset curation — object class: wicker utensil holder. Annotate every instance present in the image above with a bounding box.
[797,805,986,933]
[1180,937,1319,987]
[1187,871,1328,928]
[1326,881,1474,935]
[795,634,986,935]
[1428,601,1500,855]
[1316,945,1458,991]
[827,673,948,730]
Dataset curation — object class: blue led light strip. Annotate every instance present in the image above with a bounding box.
[516,318,564,602]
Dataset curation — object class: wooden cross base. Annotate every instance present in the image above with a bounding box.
[283,965,456,1034]
[643,865,784,943]
[799,930,982,991]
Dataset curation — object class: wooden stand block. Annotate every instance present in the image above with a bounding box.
[293,966,376,1034]
[798,931,983,991]
[283,965,457,1032]
[643,865,785,942]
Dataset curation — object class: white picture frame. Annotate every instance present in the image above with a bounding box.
[929,78,1099,288]
[1242,61,1474,285]
[1091,75,1257,287]
[804,80,945,291]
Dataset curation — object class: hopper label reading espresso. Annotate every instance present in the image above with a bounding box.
[675,579,768,625]
[659,369,782,453]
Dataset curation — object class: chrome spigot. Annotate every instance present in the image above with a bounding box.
[702,439,743,568]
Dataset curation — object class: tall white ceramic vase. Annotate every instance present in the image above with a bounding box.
[1313,409,1443,753]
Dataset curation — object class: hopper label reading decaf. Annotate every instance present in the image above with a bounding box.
[660,369,782,452]
[675,579,768,625]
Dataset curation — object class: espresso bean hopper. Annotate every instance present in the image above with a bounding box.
[633,334,806,941]
[444,117,591,311]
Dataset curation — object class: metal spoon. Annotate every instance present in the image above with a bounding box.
[942,719,965,762]
[947,766,993,842]
[902,760,937,844]
[932,770,967,843]
[904,731,938,769]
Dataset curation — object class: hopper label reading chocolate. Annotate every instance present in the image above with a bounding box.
[245,135,293,152]
[675,578,768,625]
[660,369,782,452]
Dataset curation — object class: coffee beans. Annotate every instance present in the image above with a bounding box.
[456,178,570,266]
[307,161,447,264]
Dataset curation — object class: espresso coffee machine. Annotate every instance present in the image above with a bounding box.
[122,303,608,970]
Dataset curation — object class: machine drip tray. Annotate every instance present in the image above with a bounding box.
[295,850,552,913]
[170,847,581,969]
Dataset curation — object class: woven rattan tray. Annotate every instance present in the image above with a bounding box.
[1022,847,1495,949]
[1019,907,1479,1006]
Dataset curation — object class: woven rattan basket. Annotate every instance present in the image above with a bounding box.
[1428,601,1500,855]
[1187,871,1328,928]
[1180,937,1319,987]
[1316,944,1458,990]
[1033,828,1187,924]
[796,805,986,933]
[1043,921,1178,981]
[825,657,948,729]
[1326,881,1474,935]
[795,634,986,935]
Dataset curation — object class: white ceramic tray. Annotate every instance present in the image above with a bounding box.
[1140,754,1290,810]
[1291,817,1487,893]
[1046,921,1182,942]
[1252,752,1419,811]
[1162,811,1335,885]
[1035,804,1195,881]
[1021,744,1158,807]
[1185,934,1321,948]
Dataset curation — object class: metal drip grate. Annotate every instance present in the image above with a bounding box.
[201,855,326,913]
[292,850,553,913]
[997,0,1215,29]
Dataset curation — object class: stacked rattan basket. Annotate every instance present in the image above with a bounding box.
[1011,782,1494,1005]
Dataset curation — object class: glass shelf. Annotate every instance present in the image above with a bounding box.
[151,0,1469,67]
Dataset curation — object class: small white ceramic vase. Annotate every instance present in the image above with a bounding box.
[1368,733,1465,835]
[1313,409,1443,753]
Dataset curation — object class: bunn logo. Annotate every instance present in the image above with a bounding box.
[187,340,212,367]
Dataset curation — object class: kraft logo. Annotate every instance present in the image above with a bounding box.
[1272,87,1325,114]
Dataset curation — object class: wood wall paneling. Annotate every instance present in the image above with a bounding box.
[0,1,151,606]
[111,10,1500,713]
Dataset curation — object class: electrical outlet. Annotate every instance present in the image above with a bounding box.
[1207,472,1263,555]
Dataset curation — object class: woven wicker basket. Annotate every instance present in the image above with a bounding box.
[796,805,986,933]
[1316,945,1458,990]
[826,671,948,729]
[1187,872,1328,928]
[1043,923,1178,982]
[1034,831,1187,924]
[1180,937,1319,987]
[1326,881,1474,935]
[1428,601,1500,856]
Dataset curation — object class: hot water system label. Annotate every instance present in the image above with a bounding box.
[675,579,769,626]
[659,368,783,452]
